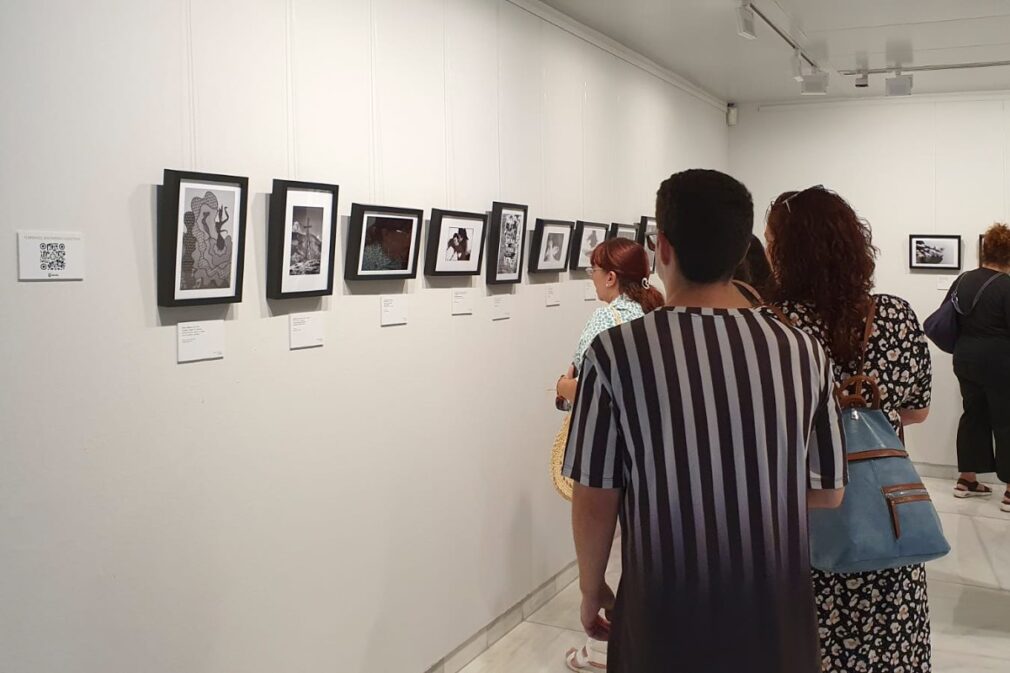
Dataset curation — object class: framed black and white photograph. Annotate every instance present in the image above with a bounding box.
[570,221,609,270]
[158,169,249,307]
[425,209,487,277]
[639,216,658,271]
[609,222,640,242]
[486,202,528,285]
[266,179,339,299]
[979,233,986,261]
[909,235,962,271]
[345,204,424,281]
[529,219,574,273]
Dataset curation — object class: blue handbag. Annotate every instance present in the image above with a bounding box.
[807,302,950,574]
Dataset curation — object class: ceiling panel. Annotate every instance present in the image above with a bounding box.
[539,0,1010,103]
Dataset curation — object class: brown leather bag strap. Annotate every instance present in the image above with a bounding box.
[856,298,877,377]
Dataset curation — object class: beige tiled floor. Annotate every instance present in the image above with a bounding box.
[461,477,1010,672]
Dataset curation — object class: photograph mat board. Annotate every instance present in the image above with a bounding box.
[496,208,525,281]
[174,180,242,301]
[614,226,637,240]
[357,212,419,275]
[436,215,484,273]
[281,189,333,294]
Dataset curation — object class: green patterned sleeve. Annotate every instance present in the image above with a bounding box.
[573,307,617,374]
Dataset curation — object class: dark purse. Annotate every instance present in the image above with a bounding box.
[924,272,1002,353]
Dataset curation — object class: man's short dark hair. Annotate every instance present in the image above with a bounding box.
[656,169,754,284]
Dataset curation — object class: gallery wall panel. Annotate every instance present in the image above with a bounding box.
[0,1,729,672]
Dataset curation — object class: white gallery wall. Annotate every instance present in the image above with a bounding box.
[0,1,728,672]
[730,95,1010,470]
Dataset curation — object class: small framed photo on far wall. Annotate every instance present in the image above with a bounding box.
[909,234,962,271]
[266,179,339,299]
[639,216,658,271]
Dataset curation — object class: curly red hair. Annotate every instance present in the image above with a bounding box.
[767,187,877,364]
[982,223,1010,268]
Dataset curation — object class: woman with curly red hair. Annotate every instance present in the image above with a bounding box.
[766,186,934,672]
[951,223,1010,511]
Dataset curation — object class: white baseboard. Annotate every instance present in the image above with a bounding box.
[424,560,579,673]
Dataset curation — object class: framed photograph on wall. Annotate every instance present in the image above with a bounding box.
[979,233,985,262]
[909,235,962,271]
[486,202,528,285]
[639,216,658,271]
[158,169,249,307]
[529,219,574,273]
[266,179,339,299]
[570,221,609,271]
[609,222,640,241]
[425,209,487,277]
[345,204,424,281]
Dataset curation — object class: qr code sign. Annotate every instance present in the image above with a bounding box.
[39,243,66,272]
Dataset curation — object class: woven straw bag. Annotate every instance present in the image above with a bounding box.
[551,305,623,501]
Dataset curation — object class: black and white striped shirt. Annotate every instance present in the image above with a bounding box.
[563,307,846,673]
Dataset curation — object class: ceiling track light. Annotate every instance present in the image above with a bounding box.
[855,72,869,88]
[886,71,913,97]
[735,2,824,93]
[736,2,757,40]
[800,70,829,96]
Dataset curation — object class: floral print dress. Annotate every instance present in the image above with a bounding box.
[777,294,933,673]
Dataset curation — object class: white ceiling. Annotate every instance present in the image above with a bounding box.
[539,0,1010,103]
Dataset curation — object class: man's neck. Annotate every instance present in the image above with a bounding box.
[663,279,752,309]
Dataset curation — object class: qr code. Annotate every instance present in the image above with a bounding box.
[39,242,66,272]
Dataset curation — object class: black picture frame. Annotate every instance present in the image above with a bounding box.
[639,216,658,271]
[158,168,249,307]
[344,203,424,281]
[424,209,487,277]
[609,222,640,241]
[569,221,609,270]
[266,179,339,299]
[486,201,528,285]
[529,219,574,273]
[979,233,985,262]
[909,234,962,271]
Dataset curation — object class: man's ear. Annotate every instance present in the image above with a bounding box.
[658,233,674,266]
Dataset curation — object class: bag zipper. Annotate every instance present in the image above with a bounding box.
[882,483,932,539]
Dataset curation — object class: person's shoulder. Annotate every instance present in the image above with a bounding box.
[872,293,918,321]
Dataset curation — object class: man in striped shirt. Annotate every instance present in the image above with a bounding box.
[563,169,846,673]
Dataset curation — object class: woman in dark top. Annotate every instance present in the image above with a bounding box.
[766,186,934,673]
[953,223,1010,511]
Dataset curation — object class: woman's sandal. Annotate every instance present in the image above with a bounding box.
[954,478,993,498]
[565,645,606,672]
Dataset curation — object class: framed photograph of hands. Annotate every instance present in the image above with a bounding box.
[158,169,249,307]
[570,221,609,270]
[529,219,573,273]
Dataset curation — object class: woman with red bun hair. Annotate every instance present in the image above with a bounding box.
[556,238,665,405]
[555,236,662,673]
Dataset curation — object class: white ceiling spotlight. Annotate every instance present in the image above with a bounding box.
[886,71,914,96]
[736,2,757,40]
[800,70,829,95]
[855,71,869,88]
